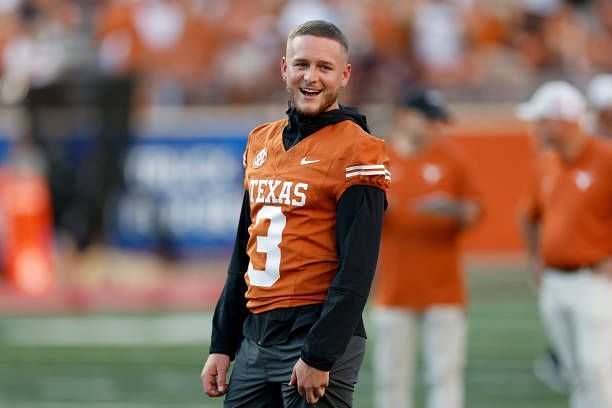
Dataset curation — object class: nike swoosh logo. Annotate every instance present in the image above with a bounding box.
[300,158,320,165]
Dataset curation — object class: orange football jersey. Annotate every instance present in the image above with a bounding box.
[242,119,390,314]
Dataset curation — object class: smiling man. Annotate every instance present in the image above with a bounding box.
[200,20,390,407]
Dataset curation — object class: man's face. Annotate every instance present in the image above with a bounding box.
[392,109,445,153]
[281,35,351,116]
[533,117,573,148]
[394,110,427,146]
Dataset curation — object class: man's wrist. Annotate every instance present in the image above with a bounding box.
[209,345,236,361]
[300,350,332,372]
[594,258,612,276]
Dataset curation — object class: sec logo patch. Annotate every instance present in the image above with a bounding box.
[253,148,267,169]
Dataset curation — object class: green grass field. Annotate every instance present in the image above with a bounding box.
[0,267,567,407]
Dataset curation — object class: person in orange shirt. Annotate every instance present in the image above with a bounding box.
[373,90,481,408]
[518,81,612,408]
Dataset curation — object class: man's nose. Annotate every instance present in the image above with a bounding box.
[303,66,319,83]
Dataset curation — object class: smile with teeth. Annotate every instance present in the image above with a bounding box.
[300,87,322,97]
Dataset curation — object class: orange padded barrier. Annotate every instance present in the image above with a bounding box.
[0,169,54,295]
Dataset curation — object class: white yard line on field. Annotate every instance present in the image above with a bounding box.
[0,312,214,346]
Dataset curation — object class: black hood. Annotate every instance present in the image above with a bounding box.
[283,104,371,151]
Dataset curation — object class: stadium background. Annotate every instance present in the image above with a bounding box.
[0,0,608,406]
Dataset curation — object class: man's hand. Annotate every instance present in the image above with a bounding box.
[594,258,612,278]
[412,193,479,227]
[289,358,330,405]
[413,193,458,215]
[201,353,230,397]
[527,255,544,289]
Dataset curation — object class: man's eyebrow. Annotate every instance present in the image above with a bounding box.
[291,57,336,66]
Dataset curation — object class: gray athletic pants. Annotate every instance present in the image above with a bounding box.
[224,334,366,407]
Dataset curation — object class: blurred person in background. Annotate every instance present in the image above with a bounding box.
[0,0,78,103]
[512,0,579,74]
[213,0,283,104]
[410,0,474,88]
[587,0,612,72]
[529,72,612,395]
[518,80,612,408]
[372,90,481,408]
[356,0,414,104]
[586,73,612,138]
[96,0,220,105]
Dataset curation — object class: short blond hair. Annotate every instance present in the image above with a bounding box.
[288,20,349,55]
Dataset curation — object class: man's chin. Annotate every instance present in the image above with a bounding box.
[295,105,321,117]
[294,99,334,117]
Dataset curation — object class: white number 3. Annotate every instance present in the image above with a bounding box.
[247,205,286,287]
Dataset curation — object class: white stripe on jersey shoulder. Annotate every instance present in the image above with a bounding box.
[345,164,386,172]
[345,163,391,180]
[346,169,391,180]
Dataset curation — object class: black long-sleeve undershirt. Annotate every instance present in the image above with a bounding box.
[209,185,385,370]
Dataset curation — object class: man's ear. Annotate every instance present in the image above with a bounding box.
[340,63,351,88]
[281,56,288,81]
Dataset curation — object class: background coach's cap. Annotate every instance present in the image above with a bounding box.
[402,89,451,121]
[586,74,612,111]
[516,80,586,122]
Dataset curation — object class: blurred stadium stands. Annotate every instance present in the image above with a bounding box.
[1,0,611,106]
[0,0,608,406]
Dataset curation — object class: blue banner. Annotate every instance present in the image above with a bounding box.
[108,133,247,257]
